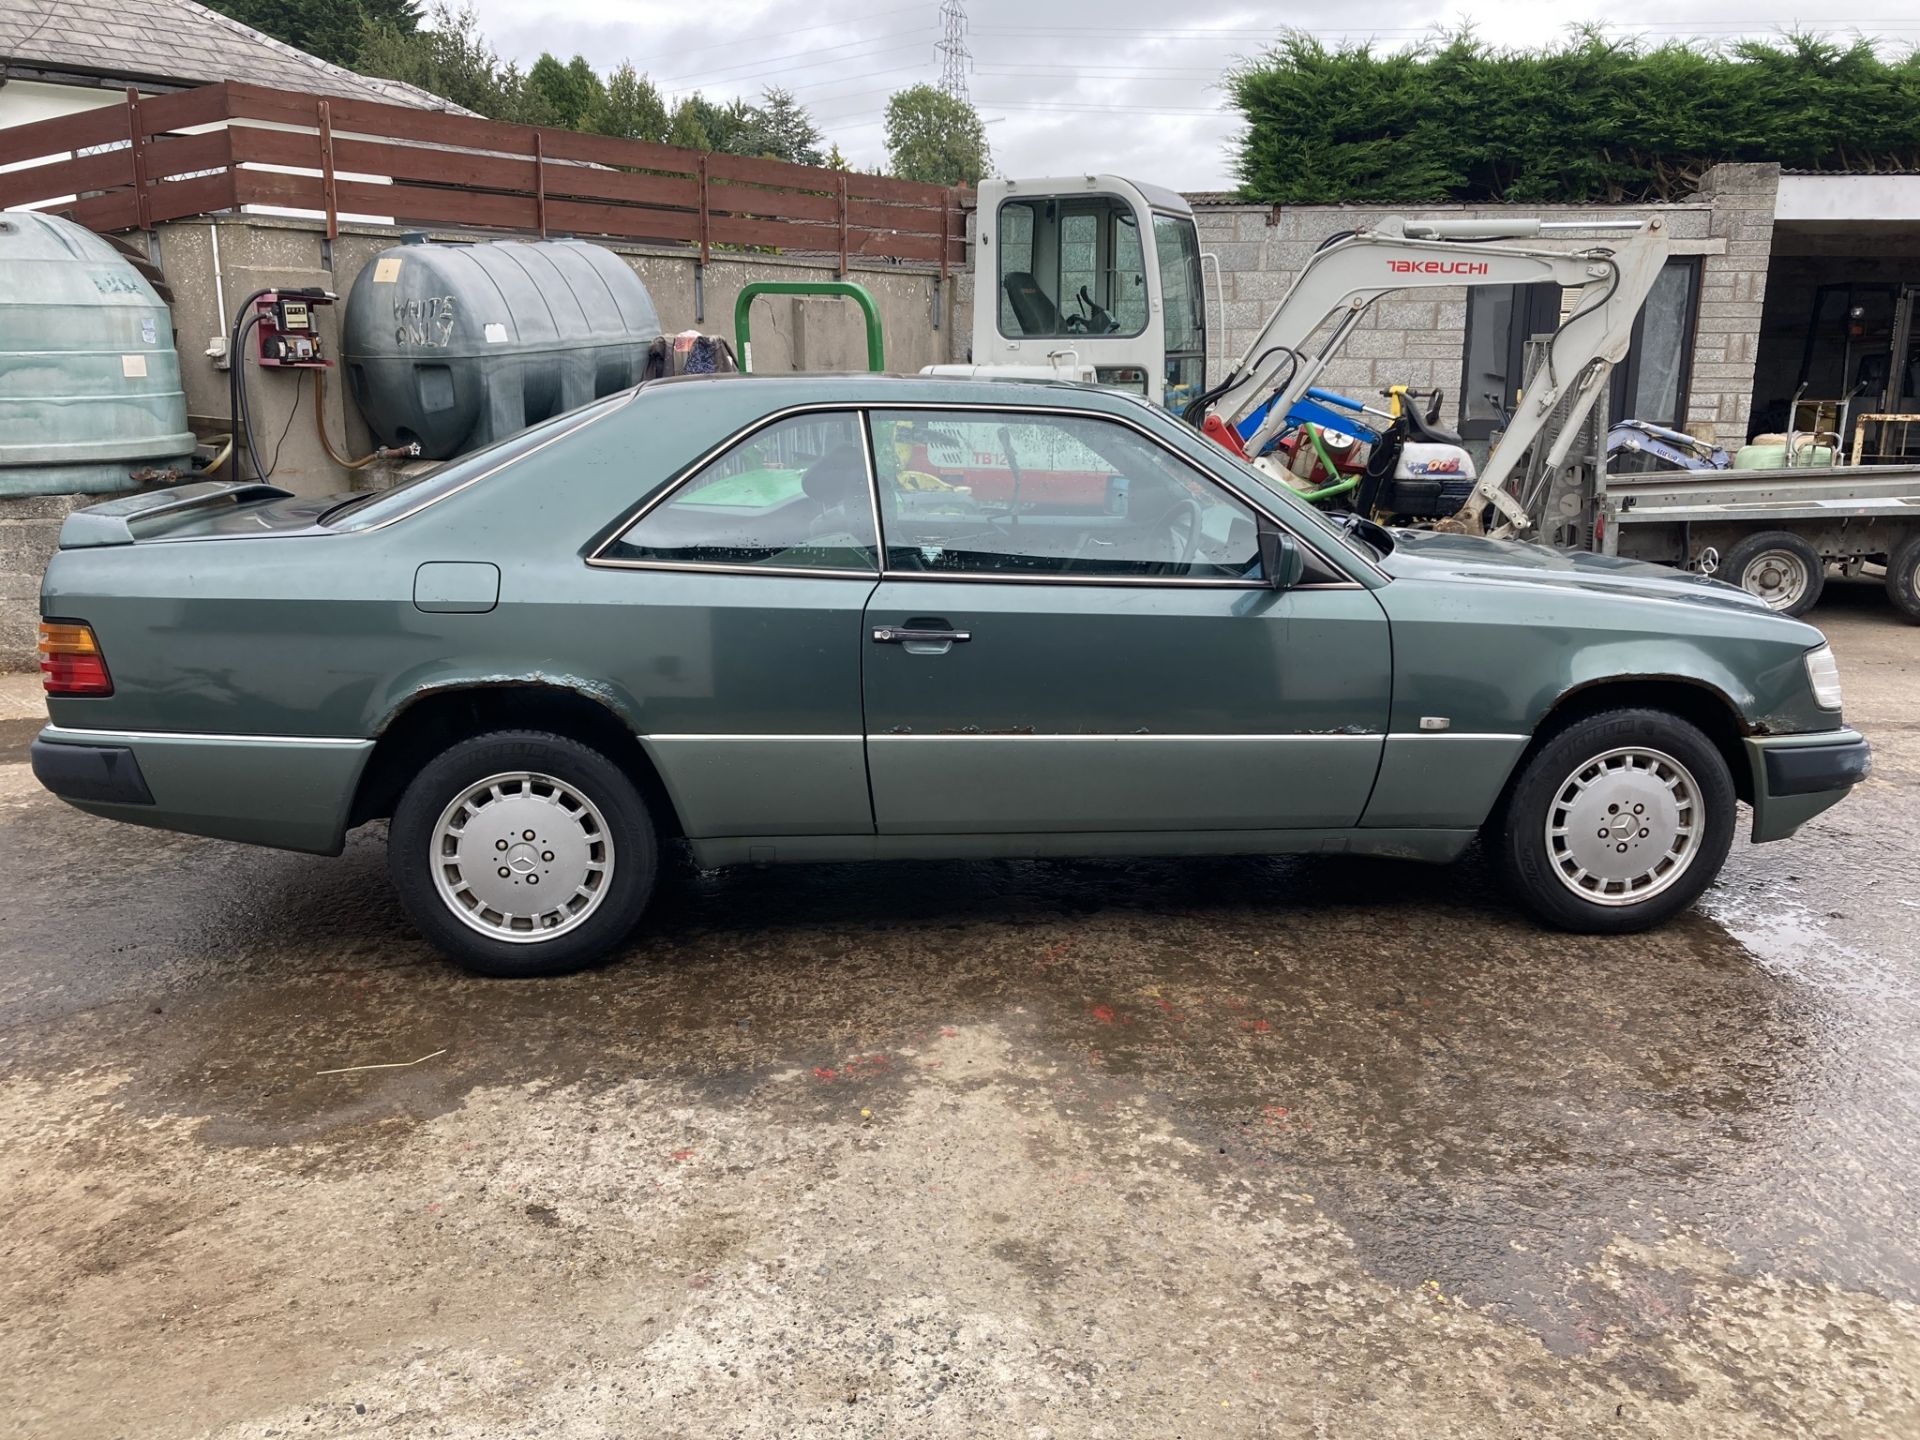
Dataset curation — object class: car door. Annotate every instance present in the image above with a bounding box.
[582,408,879,838]
[860,405,1392,835]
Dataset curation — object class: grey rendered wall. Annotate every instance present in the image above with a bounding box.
[149,215,963,499]
[1193,163,1778,445]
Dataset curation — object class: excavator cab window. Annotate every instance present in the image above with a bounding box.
[1152,213,1206,413]
[997,197,1148,340]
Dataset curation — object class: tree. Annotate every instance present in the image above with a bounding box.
[667,99,714,152]
[359,0,422,35]
[357,1,845,175]
[1228,28,1920,205]
[823,143,850,171]
[357,2,507,115]
[884,84,989,185]
[592,63,669,143]
[750,87,825,166]
[526,53,604,131]
[203,0,415,68]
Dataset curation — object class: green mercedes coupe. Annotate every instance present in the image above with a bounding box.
[33,376,1869,976]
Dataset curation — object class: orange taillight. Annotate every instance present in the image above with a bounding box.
[38,620,112,696]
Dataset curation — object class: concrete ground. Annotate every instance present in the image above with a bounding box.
[2,583,1917,1439]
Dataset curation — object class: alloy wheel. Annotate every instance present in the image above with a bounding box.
[430,771,615,942]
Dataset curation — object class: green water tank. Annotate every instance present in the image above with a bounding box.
[0,211,194,498]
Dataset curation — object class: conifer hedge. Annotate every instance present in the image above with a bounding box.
[1229,30,1920,204]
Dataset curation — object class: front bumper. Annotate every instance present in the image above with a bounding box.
[1745,729,1871,842]
[31,724,374,855]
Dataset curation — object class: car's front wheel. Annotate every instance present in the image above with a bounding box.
[388,730,657,976]
[1497,708,1736,933]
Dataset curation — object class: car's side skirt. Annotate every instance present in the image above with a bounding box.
[687,827,1477,869]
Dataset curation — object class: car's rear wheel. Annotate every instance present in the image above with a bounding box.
[389,730,656,977]
[1498,708,1735,933]
[1721,530,1824,617]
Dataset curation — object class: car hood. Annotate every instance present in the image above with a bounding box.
[1375,527,1771,615]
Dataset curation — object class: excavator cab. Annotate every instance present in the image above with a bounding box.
[951,176,1208,412]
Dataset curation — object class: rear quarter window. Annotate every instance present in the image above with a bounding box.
[324,392,633,531]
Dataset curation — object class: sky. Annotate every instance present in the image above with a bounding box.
[464,1,1920,191]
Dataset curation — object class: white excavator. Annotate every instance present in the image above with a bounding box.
[929,174,1672,540]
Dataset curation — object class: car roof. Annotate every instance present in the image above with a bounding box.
[637,370,1146,412]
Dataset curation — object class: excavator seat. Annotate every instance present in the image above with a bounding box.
[1403,403,1465,447]
[1002,271,1060,336]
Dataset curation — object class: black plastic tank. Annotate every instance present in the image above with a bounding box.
[343,237,661,460]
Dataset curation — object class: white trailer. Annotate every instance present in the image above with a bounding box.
[1604,464,1920,619]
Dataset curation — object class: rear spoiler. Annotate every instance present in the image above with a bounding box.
[58,482,294,549]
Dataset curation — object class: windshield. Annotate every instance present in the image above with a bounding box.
[1201,436,1390,567]
[323,392,634,531]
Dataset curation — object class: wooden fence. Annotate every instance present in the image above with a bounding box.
[0,81,969,272]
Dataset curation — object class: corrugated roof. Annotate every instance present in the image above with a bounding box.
[0,0,468,112]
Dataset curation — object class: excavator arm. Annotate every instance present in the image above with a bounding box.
[1205,216,1672,535]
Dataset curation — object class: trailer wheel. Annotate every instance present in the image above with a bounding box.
[1721,531,1824,617]
[1888,535,1920,624]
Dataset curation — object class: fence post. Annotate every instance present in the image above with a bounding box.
[836,173,849,278]
[316,100,339,241]
[941,190,953,281]
[696,153,711,265]
[124,87,152,231]
[532,130,548,239]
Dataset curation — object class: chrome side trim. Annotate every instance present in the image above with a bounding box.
[647,734,863,742]
[872,569,1360,591]
[41,724,369,748]
[42,726,1521,751]
[646,731,1522,743]
[587,558,879,580]
[1387,732,1529,743]
[867,732,1383,742]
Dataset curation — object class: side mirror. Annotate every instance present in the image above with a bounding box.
[1258,525,1305,590]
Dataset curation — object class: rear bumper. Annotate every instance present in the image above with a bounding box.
[31,724,373,855]
[1745,729,1871,843]
[31,737,154,806]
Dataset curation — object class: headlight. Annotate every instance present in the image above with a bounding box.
[1805,643,1843,710]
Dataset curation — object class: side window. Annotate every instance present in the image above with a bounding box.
[997,197,1149,340]
[869,409,1262,581]
[605,412,876,572]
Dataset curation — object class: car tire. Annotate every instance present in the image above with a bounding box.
[1721,530,1824,617]
[1885,534,1920,624]
[1497,708,1736,934]
[388,730,657,977]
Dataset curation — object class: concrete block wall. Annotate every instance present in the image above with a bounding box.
[1194,164,1776,444]
[1685,163,1781,440]
[0,493,109,669]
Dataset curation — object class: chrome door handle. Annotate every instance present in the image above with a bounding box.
[872,626,970,644]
